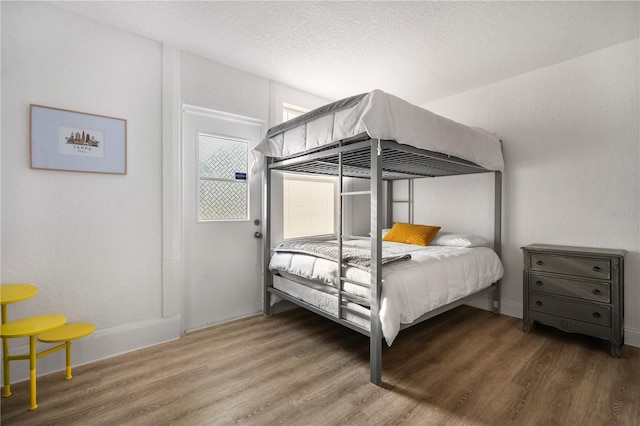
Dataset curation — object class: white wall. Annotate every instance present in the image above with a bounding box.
[181,52,271,121]
[1,1,177,382]
[1,2,333,383]
[422,39,640,346]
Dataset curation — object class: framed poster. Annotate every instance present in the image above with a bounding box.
[30,104,127,174]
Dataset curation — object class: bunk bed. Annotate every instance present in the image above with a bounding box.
[256,89,504,385]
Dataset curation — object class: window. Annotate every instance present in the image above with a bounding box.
[198,133,249,221]
[281,103,334,239]
[283,174,336,239]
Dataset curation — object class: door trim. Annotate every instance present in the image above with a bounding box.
[161,44,182,321]
[181,104,265,333]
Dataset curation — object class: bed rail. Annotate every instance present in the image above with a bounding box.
[268,137,490,180]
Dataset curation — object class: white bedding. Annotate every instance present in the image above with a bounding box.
[269,240,504,346]
[254,90,504,172]
[273,274,371,330]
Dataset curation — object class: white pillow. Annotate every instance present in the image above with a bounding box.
[430,232,488,248]
[369,229,392,238]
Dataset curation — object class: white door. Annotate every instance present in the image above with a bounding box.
[182,105,264,332]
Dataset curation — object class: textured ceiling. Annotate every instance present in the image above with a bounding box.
[50,1,639,105]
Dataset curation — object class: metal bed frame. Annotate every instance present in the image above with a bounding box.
[262,132,502,385]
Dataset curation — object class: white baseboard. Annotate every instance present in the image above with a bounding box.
[463,293,521,319]
[495,299,522,319]
[624,326,640,348]
[182,310,261,334]
[2,315,181,385]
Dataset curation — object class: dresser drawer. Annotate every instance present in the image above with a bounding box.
[527,311,613,341]
[528,273,610,303]
[530,253,610,279]
[528,293,610,326]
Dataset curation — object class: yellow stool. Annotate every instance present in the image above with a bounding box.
[0,284,39,398]
[0,284,39,323]
[0,314,67,410]
[38,323,95,381]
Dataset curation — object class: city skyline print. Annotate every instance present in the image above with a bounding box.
[59,125,105,158]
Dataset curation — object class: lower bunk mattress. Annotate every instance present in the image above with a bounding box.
[269,240,504,346]
[273,273,372,330]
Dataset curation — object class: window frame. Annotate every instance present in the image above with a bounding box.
[283,103,309,122]
[196,131,251,223]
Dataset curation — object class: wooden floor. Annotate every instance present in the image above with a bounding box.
[2,305,639,425]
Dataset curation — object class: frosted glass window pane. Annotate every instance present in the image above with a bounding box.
[199,181,247,220]
[198,134,248,221]
[199,135,247,180]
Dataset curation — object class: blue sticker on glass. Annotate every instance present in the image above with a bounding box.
[235,172,247,180]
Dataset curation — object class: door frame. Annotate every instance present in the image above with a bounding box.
[162,44,268,334]
[161,45,182,329]
[180,104,265,333]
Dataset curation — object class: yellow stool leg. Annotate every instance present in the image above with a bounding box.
[2,337,11,397]
[29,335,37,411]
[65,341,72,380]
[2,305,11,398]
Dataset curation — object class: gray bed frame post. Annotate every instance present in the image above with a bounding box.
[370,139,383,385]
[493,170,502,314]
[386,181,393,228]
[337,143,344,320]
[263,157,273,316]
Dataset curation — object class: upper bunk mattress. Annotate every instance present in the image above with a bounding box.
[254,89,504,171]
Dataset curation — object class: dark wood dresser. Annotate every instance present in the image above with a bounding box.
[522,244,626,356]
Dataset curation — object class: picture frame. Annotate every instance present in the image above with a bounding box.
[30,104,127,174]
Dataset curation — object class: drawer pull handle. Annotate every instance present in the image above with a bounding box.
[593,266,601,272]
[536,281,543,286]
[592,289,601,295]
[536,260,543,266]
[593,312,601,318]
[536,301,543,307]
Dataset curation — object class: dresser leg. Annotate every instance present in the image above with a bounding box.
[523,320,530,333]
[610,342,621,357]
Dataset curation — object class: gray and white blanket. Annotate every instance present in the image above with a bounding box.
[273,239,411,271]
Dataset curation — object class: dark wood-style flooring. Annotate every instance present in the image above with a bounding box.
[2,305,639,425]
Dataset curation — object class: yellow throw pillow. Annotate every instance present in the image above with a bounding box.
[382,223,441,246]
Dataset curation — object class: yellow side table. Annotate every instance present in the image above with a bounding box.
[0,284,39,323]
[39,323,96,380]
[1,314,66,410]
[0,283,38,397]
